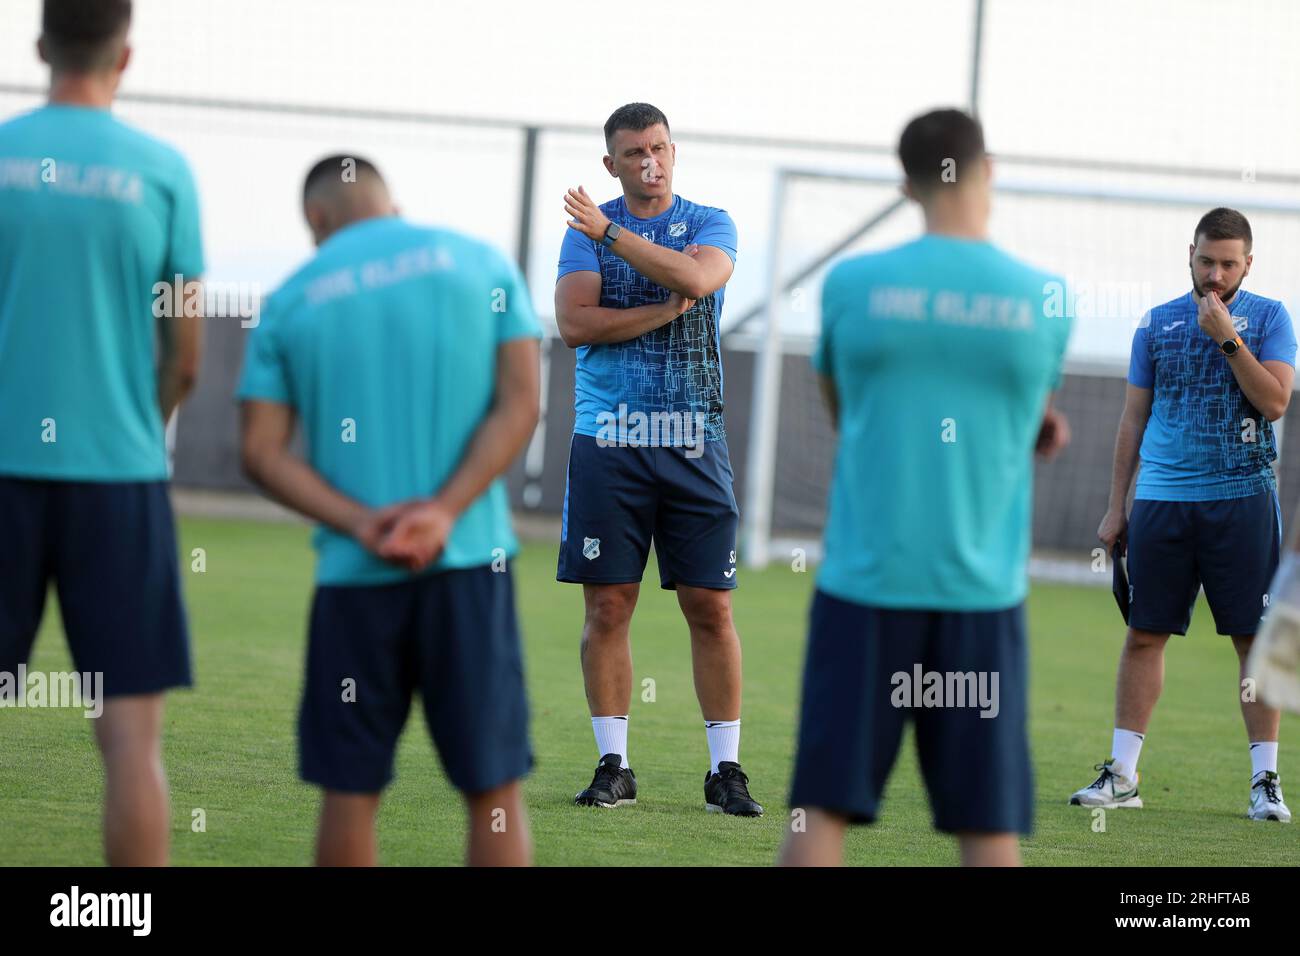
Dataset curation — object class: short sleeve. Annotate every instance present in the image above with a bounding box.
[1259,302,1297,367]
[558,226,600,281]
[497,256,542,343]
[1127,313,1154,389]
[812,263,845,376]
[693,208,738,263]
[236,299,292,405]
[1048,275,1072,390]
[165,156,205,278]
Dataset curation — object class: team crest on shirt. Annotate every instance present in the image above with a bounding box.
[1233,314,1249,332]
[668,221,688,238]
[583,537,601,560]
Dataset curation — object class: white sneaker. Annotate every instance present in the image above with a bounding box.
[1069,758,1143,808]
[1248,771,1292,822]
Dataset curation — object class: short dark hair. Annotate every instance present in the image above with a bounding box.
[42,0,132,73]
[604,103,670,154]
[1194,207,1252,253]
[303,154,384,203]
[897,108,986,191]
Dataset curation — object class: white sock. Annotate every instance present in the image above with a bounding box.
[592,716,629,768]
[705,719,741,774]
[1111,728,1145,778]
[1250,741,1278,779]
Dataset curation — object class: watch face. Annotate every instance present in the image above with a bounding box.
[1222,338,1240,355]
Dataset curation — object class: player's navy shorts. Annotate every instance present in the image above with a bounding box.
[299,563,532,794]
[557,433,739,590]
[789,590,1033,834]
[0,477,191,697]
[1127,488,1281,637]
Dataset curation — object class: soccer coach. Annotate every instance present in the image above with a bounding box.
[1073,208,1295,822]
[555,103,763,816]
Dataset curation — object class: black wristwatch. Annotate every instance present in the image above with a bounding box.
[600,222,622,248]
[1220,335,1243,356]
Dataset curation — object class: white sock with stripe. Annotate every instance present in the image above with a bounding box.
[591,716,629,769]
[1111,728,1145,778]
[1250,741,1278,779]
[705,719,741,775]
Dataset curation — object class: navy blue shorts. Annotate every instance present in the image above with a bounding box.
[0,477,191,697]
[557,433,739,590]
[788,590,1033,834]
[1127,489,1281,637]
[299,563,532,795]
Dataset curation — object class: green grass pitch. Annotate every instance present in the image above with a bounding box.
[2,516,1297,866]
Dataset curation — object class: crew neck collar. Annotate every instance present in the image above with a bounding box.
[619,194,678,223]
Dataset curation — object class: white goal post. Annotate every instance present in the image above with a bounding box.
[740,166,1300,571]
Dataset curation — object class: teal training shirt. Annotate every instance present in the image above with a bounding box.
[814,234,1072,611]
[0,104,205,480]
[237,216,542,585]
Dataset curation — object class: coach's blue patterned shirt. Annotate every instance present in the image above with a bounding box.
[557,194,738,443]
[1129,289,1296,501]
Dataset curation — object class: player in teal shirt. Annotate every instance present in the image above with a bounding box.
[237,155,541,866]
[782,110,1072,868]
[0,97,203,479]
[237,206,538,586]
[0,0,204,867]
[814,235,1069,611]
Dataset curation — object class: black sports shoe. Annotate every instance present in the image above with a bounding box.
[574,753,637,808]
[704,761,764,816]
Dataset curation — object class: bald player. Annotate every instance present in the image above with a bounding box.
[0,0,203,866]
[238,155,542,866]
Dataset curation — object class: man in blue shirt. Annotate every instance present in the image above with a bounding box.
[780,109,1072,867]
[1072,208,1295,823]
[238,155,541,865]
[555,103,763,815]
[0,0,204,866]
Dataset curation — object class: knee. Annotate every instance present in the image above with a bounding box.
[681,592,734,640]
[583,587,637,639]
[466,780,521,813]
[1125,628,1169,653]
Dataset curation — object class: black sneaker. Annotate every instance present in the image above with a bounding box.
[704,761,764,816]
[574,753,637,808]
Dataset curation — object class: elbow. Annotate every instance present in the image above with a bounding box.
[523,395,541,435]
[678,264,721,301]
[160,352,200,406]
[175,369,199,405]
[681,279,711,300]
[174,342,202,397]
[239,442,265,486]
[1262,390,1291,423]
[555,314,587,349]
